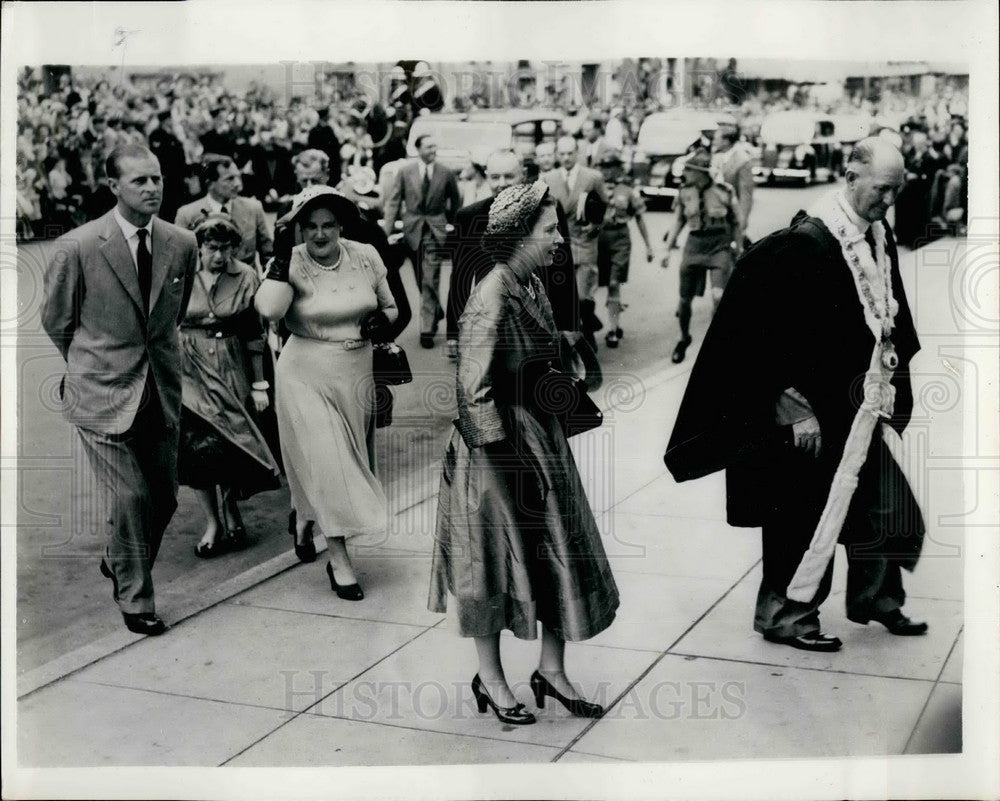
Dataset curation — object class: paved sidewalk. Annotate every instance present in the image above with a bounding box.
[12,237,972,770]
[14,368,963,768]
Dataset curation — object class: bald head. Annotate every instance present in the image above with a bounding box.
[844,136,905,223]
[534,141,556,172]
[556,136,578,170]
[485,150,523,193]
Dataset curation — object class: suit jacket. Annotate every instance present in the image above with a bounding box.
[174,194,273,267]
[712,146,754,235]
[383,160,462,251]
[41,211,199,435]
[664,210,920,531]
[246,145,297,202]
[446,196,578,340]
[542,166,608,265]
[581,137,615,169]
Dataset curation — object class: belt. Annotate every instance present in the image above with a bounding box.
[182,322,241,339]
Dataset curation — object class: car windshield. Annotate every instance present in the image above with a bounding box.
[833,115,874,143]
[759,114,817,144]
[409,120,512,153]
[637,118,705,154]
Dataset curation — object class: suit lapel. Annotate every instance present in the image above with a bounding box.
[148,218,177,313]
[428,166,445,203]
[231,197,248,229]
[98,213,145,316]
[407,163,422,204]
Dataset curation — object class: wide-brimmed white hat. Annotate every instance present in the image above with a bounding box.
[277,185,359,227]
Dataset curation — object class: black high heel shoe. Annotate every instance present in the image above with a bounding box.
[471,674,536,725]
[325,562,364,601]
[288,510,316,563]
[530,670,603,718]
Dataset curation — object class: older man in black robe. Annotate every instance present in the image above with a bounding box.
[665,137,928,652]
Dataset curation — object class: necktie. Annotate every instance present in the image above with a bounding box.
[864,227,877,261]
[136,229,153,313]
[220,204,229,216]
[421,167,431,211]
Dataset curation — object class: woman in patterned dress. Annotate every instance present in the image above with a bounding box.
[179,213,281,558]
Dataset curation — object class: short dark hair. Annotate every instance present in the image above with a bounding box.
[105,144,157,180]
[414,134,434,150]
[199,154,235,187]
[194,218,242,248]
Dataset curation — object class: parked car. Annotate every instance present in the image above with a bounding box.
[469,109,564,170]
[632,110,734,207]
[831,113,876,174]
[754,111,839,185]
[405,109,564,175]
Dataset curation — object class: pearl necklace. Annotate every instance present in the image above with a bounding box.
[312,244,343,271]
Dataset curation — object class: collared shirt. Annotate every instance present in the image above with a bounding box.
[201,194,231,215]
[562,164,579,192]
[838,190,871,234]
[113,207,153,273]
[419,162,434,183]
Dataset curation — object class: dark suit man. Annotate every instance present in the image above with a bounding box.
[147,112,188,224]
[446,150,578,357]
[175,154,273,270]
[246,131,297,207]
[665,138,927,653]
[542,136,609,343]
[41,144,198,635]
[580,118,615,168]
[307,107,342,184]
[383,134,462,347]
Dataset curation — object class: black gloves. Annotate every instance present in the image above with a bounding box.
[274,222,295,261]
[264,222,295,282]
[359,309,392,343]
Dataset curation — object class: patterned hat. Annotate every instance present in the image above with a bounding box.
[485,181,550,238]
[277,184,359,227]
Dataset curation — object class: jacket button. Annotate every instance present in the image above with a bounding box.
[208,348,215,355]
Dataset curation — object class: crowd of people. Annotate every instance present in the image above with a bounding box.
[16,66,970,247]
[29,62,965,724]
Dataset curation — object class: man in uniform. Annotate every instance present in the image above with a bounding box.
[664,138,927,652]
[596,152,654,348]
[712,127,755,245]
[661,148,742,363]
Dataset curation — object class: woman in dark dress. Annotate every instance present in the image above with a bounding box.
[429,182,619,726]
[179,214,281,557]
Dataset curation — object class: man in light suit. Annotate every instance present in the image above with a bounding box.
[383,134,462,348]
[42,144,198,636]
[542,136,609,347]
[175,154,273,271]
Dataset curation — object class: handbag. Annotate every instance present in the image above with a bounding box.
[372,342,412,386]
[536,367,603,437]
